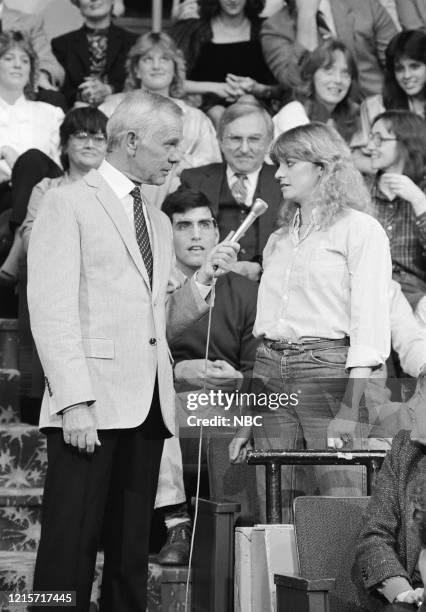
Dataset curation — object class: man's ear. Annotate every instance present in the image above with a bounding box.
[126,131,138,157]
[214,227,220,246]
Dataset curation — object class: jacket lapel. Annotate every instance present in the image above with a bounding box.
[85,171,151,289]
[202,165,226,215]
[105,24,122,73]
[72,27,91,73]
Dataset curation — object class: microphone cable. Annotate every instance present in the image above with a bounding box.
[185,276,217,612]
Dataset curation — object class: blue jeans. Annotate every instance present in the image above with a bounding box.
[252,341,366,523]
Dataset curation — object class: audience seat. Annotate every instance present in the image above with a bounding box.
[275,496,371,612]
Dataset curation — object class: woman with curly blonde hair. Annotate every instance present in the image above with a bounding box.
[230,123,393,522]
[100,31,221,208]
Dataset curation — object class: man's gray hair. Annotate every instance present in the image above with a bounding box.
[107,90,182,151]
[218,101,274,142]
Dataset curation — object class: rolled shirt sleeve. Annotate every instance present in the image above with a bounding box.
[346,214,392,369]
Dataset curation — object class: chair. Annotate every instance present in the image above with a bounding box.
[275,496,371,612]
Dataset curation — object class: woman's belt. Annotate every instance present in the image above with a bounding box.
[264,337,350,352]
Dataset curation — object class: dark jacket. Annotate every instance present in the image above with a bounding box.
[51,23,137,106]
[180,162,282,261]
[352,430,426,610]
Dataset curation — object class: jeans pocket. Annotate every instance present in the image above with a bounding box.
[309,347,348,369]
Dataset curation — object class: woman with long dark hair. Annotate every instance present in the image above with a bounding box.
[273,39,360,144]
[229,123,392,522]
[355,30,426,172]
[367,110,426,320]
[170,0,279,125]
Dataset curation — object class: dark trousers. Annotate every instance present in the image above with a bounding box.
[33,382,169,612]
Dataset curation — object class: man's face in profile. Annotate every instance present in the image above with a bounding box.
[133,113,182,185]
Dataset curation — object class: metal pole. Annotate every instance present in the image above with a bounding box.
[265,462,282,524]
[152,0,162,33]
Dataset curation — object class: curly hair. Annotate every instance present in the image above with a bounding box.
[271,122,372,230]
[371,110,426,184]
[383,30,426,116]
[0,31,39,100]
[198,0,265,20]
[287,39,360,143]
[124,32,186,99]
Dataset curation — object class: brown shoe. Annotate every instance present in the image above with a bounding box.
[157,521,191,566]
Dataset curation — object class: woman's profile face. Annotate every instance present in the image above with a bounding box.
[313,50,352,109]
[394,54,426,98]
[0,45,31,93]
[275,158,322,203]
[219,0,246,18]
[135,47,175,94]
[367,119,404,172]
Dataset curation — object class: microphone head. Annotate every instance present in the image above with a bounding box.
[251,198,269,217]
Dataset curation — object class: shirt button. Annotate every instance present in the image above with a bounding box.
[149,338,157,346]
[387,225,392,231]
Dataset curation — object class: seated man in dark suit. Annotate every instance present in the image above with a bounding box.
[153,188,259,564]
[179,101,282,281]
[52,0,137,107]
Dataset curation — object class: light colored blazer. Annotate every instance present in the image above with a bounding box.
[3,7,65,86]
[27,169,208,432]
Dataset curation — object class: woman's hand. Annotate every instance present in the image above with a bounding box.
[0,145,19,170]
[227,74,267,98]
[210,81,244,102]
[229,426,253,463]
[79,77,112,106]
[327,370,370,449]
[172,0,199,20]
[381,173,426,213]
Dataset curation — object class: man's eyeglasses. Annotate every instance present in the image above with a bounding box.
[71,131,107,145]
[368,133,398,147]
[173,219,217,234]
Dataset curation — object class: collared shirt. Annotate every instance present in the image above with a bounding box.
[0,95,63,177]
[254,207,392,369]
[98,159,153,241]
[226,165,262,208]
[371,177,426,282]
[98,160,210,298]
[319,0,337,37]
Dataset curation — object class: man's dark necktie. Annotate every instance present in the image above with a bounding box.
[130,186,153,287]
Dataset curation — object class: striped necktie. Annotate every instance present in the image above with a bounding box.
[130,186,153,286]
[231,173,248,206]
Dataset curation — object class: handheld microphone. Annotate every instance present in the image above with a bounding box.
[229,197,269,242]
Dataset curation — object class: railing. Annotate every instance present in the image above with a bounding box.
[246,449,387,524]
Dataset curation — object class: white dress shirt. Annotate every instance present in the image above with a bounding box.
[98,160,210,298]
[254,207,392,369]
[0,95,63,176]
[226,165,262,208]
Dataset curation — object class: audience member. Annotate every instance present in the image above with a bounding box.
[395,0,426,30]
[260,0,397,98]
[273,39,360,145]
[179,102,282,281]
[0,0,65,93]
[51,0,137,107]
[152,188,259,565]
[14,108,108,420]
[0,31,63,285]
[355,30,426,171]
[100,31,221,209]
[170,0,279,126]
[353,428,426,610]
[367,111,426,318]
[229,123,392,522]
